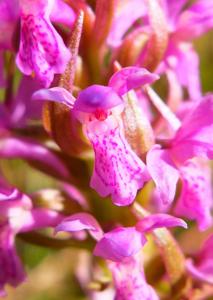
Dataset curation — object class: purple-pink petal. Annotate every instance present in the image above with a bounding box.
[136,214,187,232]
[16,0,71,87]
[0,226,26,296]
[88,118,150,206]
[62,183,89,210]
[176,0,213,39]
[73,85,123,114]
[106,0,146,48]
[94,227,146,262]
[0,184,20,202]
[55,213,103,241]
[0,0,19,50]
[186,259,213,285]
[20,208,64,233]
[110,257,159,300]
[146,145,179,205]
[108,67,159,96]
[186,234,213,284]
[161,0,188,30]
[50,0,76,27]
[174,159,212,231]
[171,94,213,162]
[32,87,75,108]
[164,43,201,101]
[0,177,32,215]
[10,76,43,127]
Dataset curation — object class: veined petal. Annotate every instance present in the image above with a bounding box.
[19,0,51,15]
[16,1,71,87]
[55,213,103,241]
[146,145,179,204]
[32,87,75,108]
[87,117,150,206]
[174,159,212,231]
[0,226,25,296]
[171,95,213,162]
[94,227,146,262]
[110,257,159,300]
[136,213,187,232]
[108,67,159,96]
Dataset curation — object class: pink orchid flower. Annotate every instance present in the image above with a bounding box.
[147,94,213,230]
[0,177,63,295]
[16,0,75,87]
[159,0,213,100]
[55,212,186,300]
[33,67,159,206]
[186,234,213,284]
[0,0,75,87]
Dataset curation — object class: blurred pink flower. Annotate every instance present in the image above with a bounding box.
[147,95,213,229]
[56,212,186,299]
[186,234,213,284]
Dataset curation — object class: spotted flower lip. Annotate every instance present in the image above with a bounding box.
[174,158,213,231]
[87,118,149,206]
[110,256,159,300]
[15,0,74,87]
[33,66,158,206]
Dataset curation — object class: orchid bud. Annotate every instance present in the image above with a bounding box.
[122,90,155,157]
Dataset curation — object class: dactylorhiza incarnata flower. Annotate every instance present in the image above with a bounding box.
[33,67,159,206]
[0,0,75,87]
[0,177,64,296]
[55,212,187,300]
[147,95,213,230]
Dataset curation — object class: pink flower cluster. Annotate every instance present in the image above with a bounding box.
[0,0,213,299]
